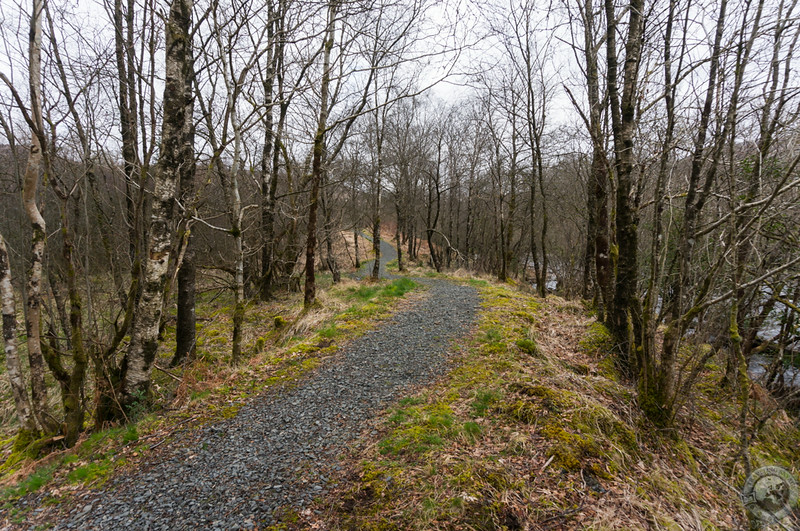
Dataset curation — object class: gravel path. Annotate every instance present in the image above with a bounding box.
[355,233,397,279]
[37,246,478,530]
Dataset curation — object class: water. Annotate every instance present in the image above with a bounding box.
[748,353,800,389]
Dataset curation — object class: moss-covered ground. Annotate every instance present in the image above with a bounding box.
[302,276,800,530]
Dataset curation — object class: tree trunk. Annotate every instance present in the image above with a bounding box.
[322,174,340,283]
[22,0,57,434]
[260,2,278,301]
[427,139,443,273]
[354,229,360,269]
[0,233,38,437]
[371,214,381,280]
[604,0,644,377]
[113,0,141,268]
[649,0,732,423]
[371,120,383,281]
[638,0,679,423]
[173,27,197,367]
[40,201,89,447]
[122,0,193,411]
[583,157,597,300]
[232,217,244,364]
[304,0,336,308]
[395,200,404,272]
[536,155,548,297]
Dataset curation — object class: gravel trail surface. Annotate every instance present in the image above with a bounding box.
[355,233,396,279]
[40,248,477,530]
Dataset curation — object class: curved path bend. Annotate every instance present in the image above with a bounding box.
[355,232,397,279]
[42,238,478,530]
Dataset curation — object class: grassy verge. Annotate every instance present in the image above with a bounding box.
[310,279,800,530]
[0,276,420,521]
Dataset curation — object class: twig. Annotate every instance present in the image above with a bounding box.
[149,415,199,450]
[153,363,182,382]
[539,496,586,529]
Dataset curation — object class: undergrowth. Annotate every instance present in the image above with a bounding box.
[314,277,800,530]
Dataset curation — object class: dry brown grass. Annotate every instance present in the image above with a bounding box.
[306,279,800,531]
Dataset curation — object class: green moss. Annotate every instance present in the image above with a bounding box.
[122,425,139,445]
[579,321,614,356]
[645,470,690,508]
[597,355,618,381]
[516,338,541,356]
[572,406,638,455]
[67,457,119,485]
[11,429,38,455]
[319,323,338,339]
[0,430,45,476]
[637,379,672,429]
[483,328,502,343]
[511,310,536,323]
[589,461,614,480]
[217,405,241,419]
[301,358,321,370]
[379,403,457,455]
[564,362,590,375]
[670,439,698,473]
[254,336,268,353]
[496,399,540,423]
[540,424,599,471]
[190,389,212,401]
[508,382,574,412]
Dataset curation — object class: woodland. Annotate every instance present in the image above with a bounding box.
[0,0,799,522]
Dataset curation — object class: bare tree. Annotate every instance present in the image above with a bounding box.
[603,0,644,375]
[122,0,194,410]
[16,0,58,434]
[304,0,337,308]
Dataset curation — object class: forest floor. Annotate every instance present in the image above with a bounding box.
[1,239,800,529]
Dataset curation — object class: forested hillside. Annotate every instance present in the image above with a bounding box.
[0,0,799,527]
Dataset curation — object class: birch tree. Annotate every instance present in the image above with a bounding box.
[122,0,194,410]
[0,233,38,439]
[18,0,57,434]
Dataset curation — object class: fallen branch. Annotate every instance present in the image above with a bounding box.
[153,364,182,382]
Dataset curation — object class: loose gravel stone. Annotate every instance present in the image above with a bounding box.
[28,240,478,530]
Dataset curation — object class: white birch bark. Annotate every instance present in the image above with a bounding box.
[0,233,38,434]
[122,0,192,407]
[23,0,55,433]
